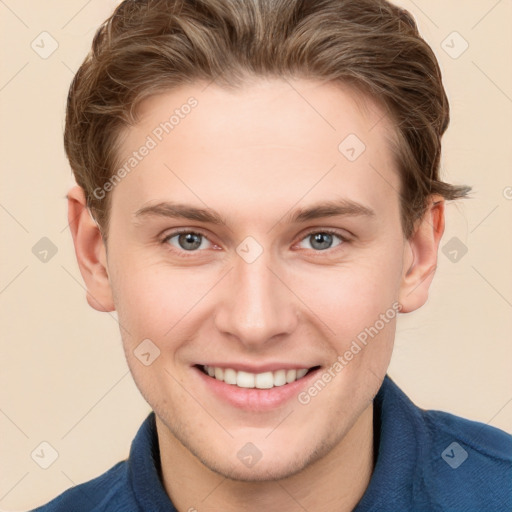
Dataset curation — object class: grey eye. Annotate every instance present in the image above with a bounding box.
[165,232,210,251]
[298,232,344,251]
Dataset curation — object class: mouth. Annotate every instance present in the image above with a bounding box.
[195,364,321,390]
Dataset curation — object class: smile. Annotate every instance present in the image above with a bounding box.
[199,364,318,389]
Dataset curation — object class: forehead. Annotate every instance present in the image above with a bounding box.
[112,78,400,224]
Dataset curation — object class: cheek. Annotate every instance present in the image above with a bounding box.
[291,253,402,338]
[110,257,212,343]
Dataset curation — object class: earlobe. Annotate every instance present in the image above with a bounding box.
[67,185,115,312]
[398,196,445,313]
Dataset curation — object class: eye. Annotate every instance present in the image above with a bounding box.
[162,230,213,253]
[296,230,347,252]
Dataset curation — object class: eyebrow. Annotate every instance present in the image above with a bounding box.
[133,198,375,226]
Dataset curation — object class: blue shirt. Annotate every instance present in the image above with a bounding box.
[31,375,512,511]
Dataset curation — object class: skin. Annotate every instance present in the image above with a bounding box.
[68,78,445,512]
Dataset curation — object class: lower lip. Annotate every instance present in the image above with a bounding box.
[193,366,321,411]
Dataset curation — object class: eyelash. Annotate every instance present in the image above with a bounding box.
[160,228,350,258]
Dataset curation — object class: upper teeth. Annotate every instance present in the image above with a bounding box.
[204,365,309,389]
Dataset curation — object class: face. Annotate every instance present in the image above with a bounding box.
[98,78,415,480]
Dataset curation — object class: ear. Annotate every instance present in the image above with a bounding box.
[67,185,115,312]
[398,195,445,313]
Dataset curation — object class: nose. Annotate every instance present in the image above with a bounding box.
[213,249,299,350]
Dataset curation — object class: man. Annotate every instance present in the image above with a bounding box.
[33,0,512,510]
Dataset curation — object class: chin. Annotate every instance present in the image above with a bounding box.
[194,434,336,483]
[199,455,310,482]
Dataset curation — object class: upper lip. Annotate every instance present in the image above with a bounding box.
[195,362,320,373]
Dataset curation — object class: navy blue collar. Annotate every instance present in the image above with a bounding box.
[128,408,177,510]
[353,375,427,510]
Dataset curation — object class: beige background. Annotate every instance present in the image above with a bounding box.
[1,1,511,510]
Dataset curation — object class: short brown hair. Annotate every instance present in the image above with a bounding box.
[64,0,470,240]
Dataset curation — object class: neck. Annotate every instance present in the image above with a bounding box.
[157,404,375,512]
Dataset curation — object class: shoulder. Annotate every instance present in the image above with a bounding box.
[418,406,512,510]
[30,460,138,512]
[423,407,512,462]
[371,376,512,510]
